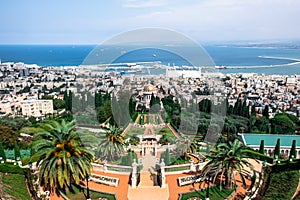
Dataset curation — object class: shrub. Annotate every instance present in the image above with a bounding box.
[0,163,25,174]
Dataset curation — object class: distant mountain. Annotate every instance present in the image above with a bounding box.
[210,40,300,50]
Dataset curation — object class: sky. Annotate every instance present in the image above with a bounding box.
[1,0,300,44]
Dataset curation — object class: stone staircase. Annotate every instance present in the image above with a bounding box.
[127,153,169,200]
[139,172,157,186]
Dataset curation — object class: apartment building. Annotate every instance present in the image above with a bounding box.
[21,99,53,117]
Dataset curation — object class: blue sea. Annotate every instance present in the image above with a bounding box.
[0,44,300,75]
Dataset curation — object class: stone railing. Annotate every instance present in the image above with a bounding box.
[164,163,191,174]
[163,161,210,175]
[92,163,132,174]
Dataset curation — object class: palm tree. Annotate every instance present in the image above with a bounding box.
[129,134,140,146]
[97,126,125,161]
[30,120,94,193]
[202,139,262,190]
[175,136,198,159]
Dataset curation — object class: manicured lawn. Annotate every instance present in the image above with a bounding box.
[156,126,177,139]
[180,186,233,200]
[0,172,32,200]
[262,170,299,200]
[66,185,116,200]
[125,126,145,136]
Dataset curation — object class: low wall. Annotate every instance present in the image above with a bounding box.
[164,161,210,175]
[92,163,132,174]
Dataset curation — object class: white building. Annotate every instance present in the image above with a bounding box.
[21,99,53,117]
[239,133,300,159]
[0,100,13,114]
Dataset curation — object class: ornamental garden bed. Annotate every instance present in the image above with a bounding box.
[179,186,233,200]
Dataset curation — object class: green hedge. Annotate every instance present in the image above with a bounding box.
[0,163,25,174]
[272,159,300,172]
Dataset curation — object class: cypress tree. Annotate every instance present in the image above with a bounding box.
[129,97,136,117]
[0,142,6,162]
[99,93,103,107]
[161,148,171,166]
[95,92,99,108]
[259,140,265,154]
[290,140,296,159]
[228,105,234,115]
[274,138,280,159]
[233,98,242,115]
[150,93,155,108]
[262,105,269,119]
[207,99,212,113]
[63,91,68,110]
[251,105,256,116]
[68,91,73,111]
[14,141,21,161]
[238,99,243,115]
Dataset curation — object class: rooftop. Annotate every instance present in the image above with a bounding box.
[239,133,300,147]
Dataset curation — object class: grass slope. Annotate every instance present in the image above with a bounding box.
[262,170,299,200]
[0,172,32,200]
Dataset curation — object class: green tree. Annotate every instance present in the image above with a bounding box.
[251,116,270,134]
[97,100,113,124]
[251,105,256,116]
[0,116,31,131]
[14,141,21,160]
[30,120,94,193]
[159,134,174,145]
[68,91,73,111]
[289,140,296,159]
[198,99,212,113]
[95,92,104,108]
[274,139,280,159]
[161,95,181,126]
[63,91,69,110]
[0,126,19,148]
[259,140,264,154]
[129,135,140,146]
[242,100,250,118]
[0,142,6,161]
[262,105,269,119]
[271,113,296,134]
[160,148,173,166]
[175,136,197,159]
[233,98,242,115]
[202,139,263,189]
[97,126,124,161]
[121,150,137,166]
[63,91,73,111]
[53,99,66,110]
[128,95,136,118]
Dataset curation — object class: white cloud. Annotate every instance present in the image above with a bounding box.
[123,0,167,8]
[120,0,300,40]
[1,0,300,43]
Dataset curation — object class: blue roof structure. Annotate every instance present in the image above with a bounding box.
[239,133,300,147]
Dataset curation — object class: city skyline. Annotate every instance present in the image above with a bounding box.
[1,0,300,44]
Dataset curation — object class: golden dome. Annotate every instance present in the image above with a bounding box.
[144,84,155,92]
